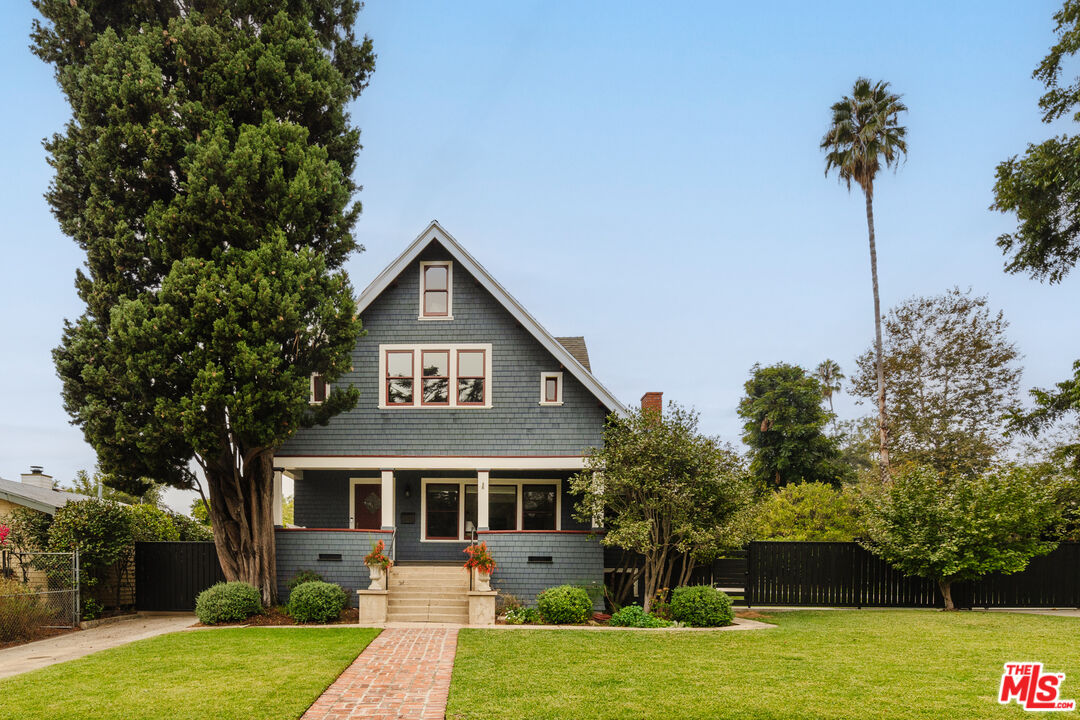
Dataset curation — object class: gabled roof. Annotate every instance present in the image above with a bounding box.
[356,221,626,414]
[0,476,91,515]
[555,337,591,372]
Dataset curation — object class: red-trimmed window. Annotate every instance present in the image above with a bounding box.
[421,350,450,405]
[422,263,450,317]
[457,350,485,405]
[386,350,414,405]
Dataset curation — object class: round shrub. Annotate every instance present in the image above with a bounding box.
[195,581,262,625]
[287,580,348,623]
[670,585,733,627]
[536,584,592,624]
[608,605,672,628]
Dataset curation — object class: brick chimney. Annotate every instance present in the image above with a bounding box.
[641,392,663,418]
[21,466,54,490]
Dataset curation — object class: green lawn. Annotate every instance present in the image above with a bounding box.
[0,627,379,720]
[448,610,1078,720]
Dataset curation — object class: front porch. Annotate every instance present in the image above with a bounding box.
[272,458,604,617]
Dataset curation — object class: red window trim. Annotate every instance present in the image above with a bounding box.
[420,349,451,406]
[385,349,415,406]
[421,263,450,317]
[456,349,486,406]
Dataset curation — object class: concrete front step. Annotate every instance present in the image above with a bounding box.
[382,565,473,624]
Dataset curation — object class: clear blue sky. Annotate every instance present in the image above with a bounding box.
[1,1,1076,512]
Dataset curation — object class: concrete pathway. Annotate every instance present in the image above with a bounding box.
[984,608,1080,618]
[0,612,195,680]
[302,627,458,720]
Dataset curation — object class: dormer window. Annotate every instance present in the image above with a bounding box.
[419,261,452,319]
[310,373,329,404]
[539,372,563,406]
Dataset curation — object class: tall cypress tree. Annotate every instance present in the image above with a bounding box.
[33,1,375,603]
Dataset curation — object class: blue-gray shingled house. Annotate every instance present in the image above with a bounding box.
[271,221,634,619]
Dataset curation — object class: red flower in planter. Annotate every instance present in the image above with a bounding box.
[364,539,393,570]
[463,542,496,574]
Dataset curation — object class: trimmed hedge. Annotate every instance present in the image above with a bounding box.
[287,581,348,623]
[195,581,262,625]
[608,605,672,628]
[670,585,733,627]
[536,584,592,624]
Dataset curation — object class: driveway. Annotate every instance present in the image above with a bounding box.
[0,612,195,679]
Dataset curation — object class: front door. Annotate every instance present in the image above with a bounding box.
[354,484,383,530]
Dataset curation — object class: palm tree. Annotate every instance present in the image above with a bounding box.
[814,359,844,414]
[822,77,907,478]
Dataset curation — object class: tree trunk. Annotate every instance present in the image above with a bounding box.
[864,187,891,478]
[938,578,955,611]
[205,450,278,606]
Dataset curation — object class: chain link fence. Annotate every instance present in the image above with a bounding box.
[1,549,79,643]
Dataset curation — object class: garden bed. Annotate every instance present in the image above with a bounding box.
[195,606,359,627]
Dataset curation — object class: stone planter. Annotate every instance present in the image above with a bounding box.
[367,564,386,591]
[473,568,492,592]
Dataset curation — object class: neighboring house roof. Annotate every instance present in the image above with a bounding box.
[0,476,91,515]
[356,221,627,414]
[555,336,591,372]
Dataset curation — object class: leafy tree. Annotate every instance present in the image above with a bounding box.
[0,507,53,552]
[738,363,849,488]
[754,482,861,542]
[571,404,754,612]
[822,78,908,475]
[191,498,212,527]
[851,288,1021,476]
[47,499,133,605]
[834,416,879,477]
[861,466,1064,610]
[814,359,845,414]
[991,2,1080,468]
[65,470,164,507]
[34,1,375,604]
[170,511,213,542]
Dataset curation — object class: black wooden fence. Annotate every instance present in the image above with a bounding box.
[135,542,225,611]
[746,541,1080,609]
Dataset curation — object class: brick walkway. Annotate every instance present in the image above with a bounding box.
[302,627,459,720]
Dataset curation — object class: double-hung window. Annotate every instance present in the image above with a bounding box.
[419,261,452,319]
[380,344,491,408]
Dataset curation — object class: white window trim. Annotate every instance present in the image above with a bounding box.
[539,371,563,406]
[419,477,561,542]
[379,343,492,409]
[310,373,330,405]
[348,477,382,529]
[418,260,453,320]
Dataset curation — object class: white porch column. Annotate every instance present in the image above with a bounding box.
[272,469,284,526]
[477,469,490,531]
[380,469,395,529]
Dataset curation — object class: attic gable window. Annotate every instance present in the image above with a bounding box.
[380,343,492,409]
[310,374,329,404]
[419,261,452,319]
[539,372,562,406]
